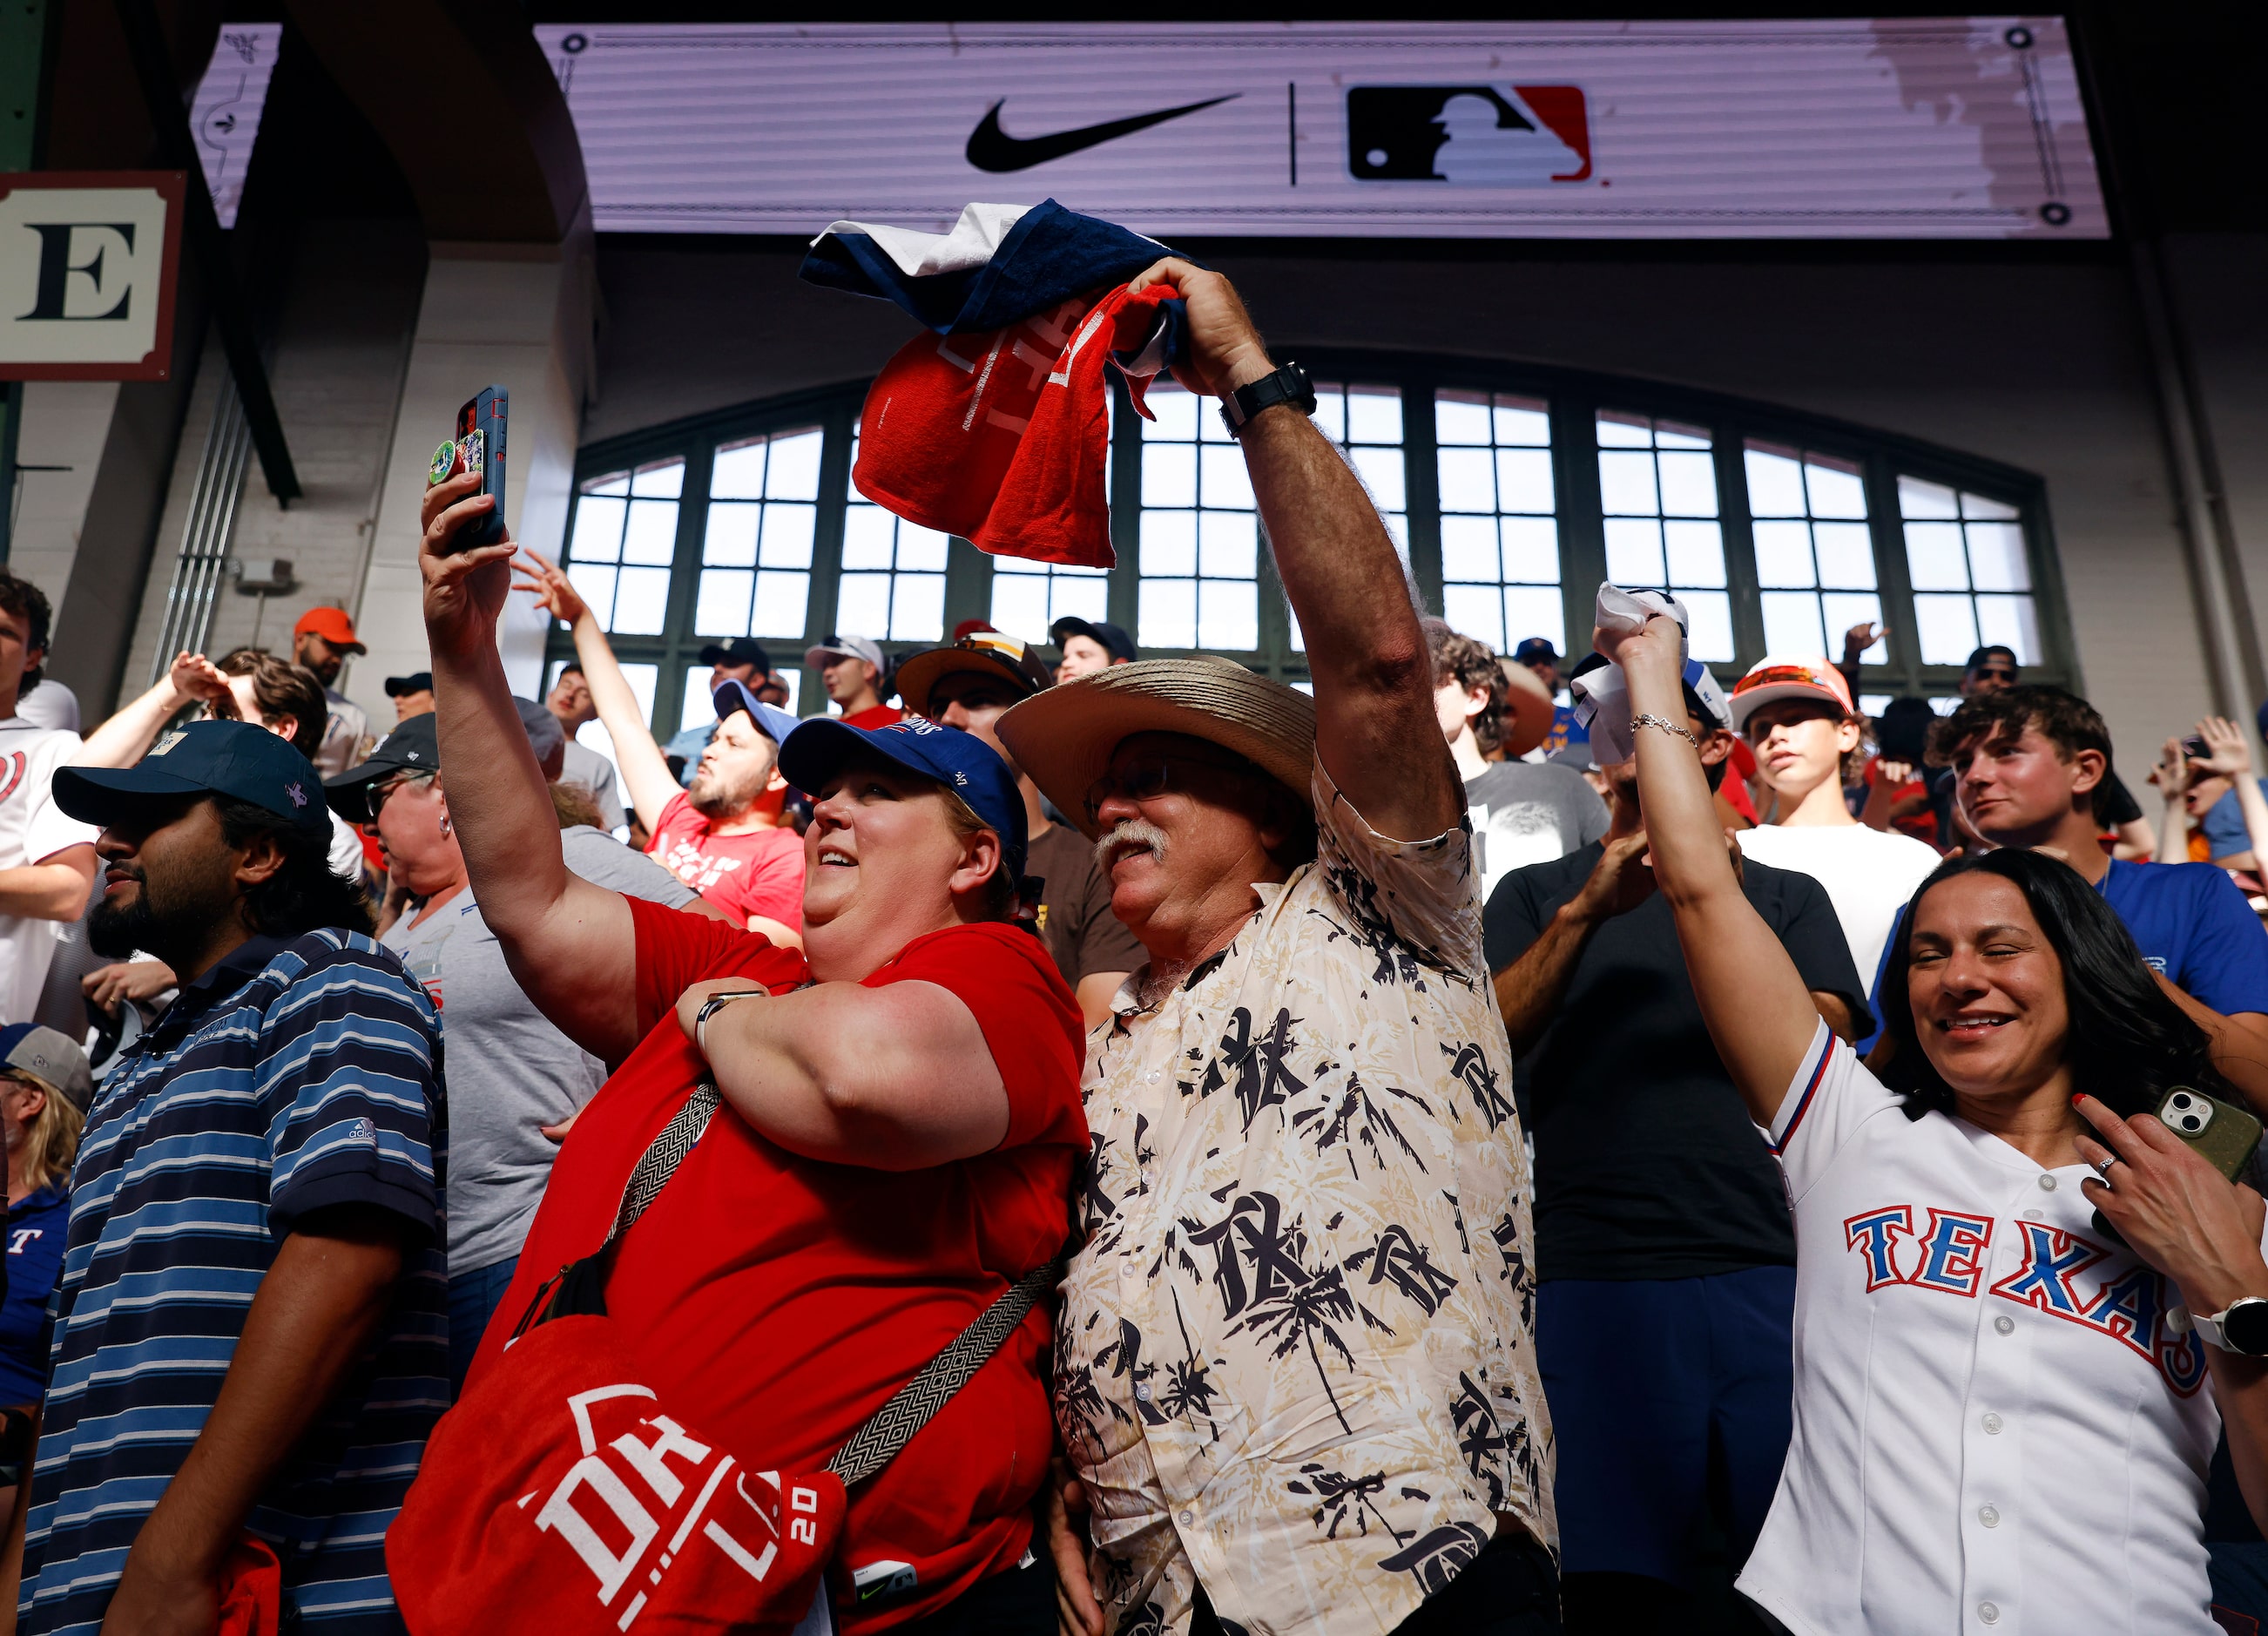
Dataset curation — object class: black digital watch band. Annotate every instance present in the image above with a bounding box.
[1219,362,1318,437]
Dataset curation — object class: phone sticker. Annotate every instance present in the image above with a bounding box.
[428,441,457,487]
[460,429,486,473]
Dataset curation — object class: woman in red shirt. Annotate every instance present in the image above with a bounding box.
[418,470,1085,1633]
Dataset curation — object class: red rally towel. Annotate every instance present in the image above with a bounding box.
[852,281,1180,570]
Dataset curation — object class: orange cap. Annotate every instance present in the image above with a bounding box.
[1727,656,1854,732]
[293,605,365,653]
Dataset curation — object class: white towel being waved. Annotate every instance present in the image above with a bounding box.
[1569,583,1728,764]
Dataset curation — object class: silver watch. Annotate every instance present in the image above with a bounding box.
[2187,1295,2268,1355]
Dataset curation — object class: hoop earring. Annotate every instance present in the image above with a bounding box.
[439,818,452,837]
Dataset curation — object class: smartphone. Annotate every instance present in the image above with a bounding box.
[2093,1086,2262,1243]
[445,385,509,551]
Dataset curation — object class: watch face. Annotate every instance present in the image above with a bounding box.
[2226,1300,2268,1356]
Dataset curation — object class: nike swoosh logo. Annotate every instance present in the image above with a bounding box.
[966,93,1240,172]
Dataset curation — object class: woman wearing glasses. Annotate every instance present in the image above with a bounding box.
[1603,609,2268,1634]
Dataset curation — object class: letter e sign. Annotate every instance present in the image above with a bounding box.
[0,172,186,380]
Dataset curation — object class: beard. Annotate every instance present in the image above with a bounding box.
[89,854,231,964]
[687,761,764,821]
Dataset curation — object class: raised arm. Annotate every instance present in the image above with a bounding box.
[1130,260,1455,843]
[674,978,1009,1171]
[514,549,681,832]
[1611,614,1826,1125]
[422,470,640,1064]
[73,652,233,770]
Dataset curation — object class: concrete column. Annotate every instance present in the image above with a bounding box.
[348,226,594,724]
[6,382,121,623]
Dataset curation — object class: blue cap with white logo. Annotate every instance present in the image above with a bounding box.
[779,713,1027,880]
[710,679,806,747]
[54,719,330,835]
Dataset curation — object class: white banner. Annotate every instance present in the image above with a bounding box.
[534,18,2105,240]
[190,23,282,231]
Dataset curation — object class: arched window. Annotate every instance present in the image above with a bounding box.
[554,355,2072,731]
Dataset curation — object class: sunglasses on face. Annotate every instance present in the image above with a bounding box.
[1083,751,1256,826]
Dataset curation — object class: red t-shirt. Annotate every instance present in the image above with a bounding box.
[843,704,904,730]
[646,790,807,930]
[469,898,1085,1630]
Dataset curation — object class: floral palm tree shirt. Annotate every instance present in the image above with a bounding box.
[1056,756,1554,1636]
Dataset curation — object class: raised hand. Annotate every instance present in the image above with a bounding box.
[2154,735,2192,801]
[2075,1092,2268,1319]
[2195,716,2256,782]
[421,467,516,659]
[512,545,591,628]
[1592,612,1684,686]
[1569,828,1658,923]
[1125,256,1274,399]
[167,652,230,706]
[1842,620,1888,661]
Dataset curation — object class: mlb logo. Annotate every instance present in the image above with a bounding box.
[1347,85,1591,186]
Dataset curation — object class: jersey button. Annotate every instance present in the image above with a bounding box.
[2022,1209,2043,1220]
[1982,1412,2004,1434]
[1979,1504,2001,1527]
[1995,1315,2015,1335]
[1980,1601,2001,1624]
[2038,1174,2058,1192]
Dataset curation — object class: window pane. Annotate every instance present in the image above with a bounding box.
[759,503,815,569]
[1812,522,1877,589]
[570,496,625,564]
[1347,389,1401,443]
[1495,449,1554,514]
[840,504,896,570]
[834,572,892,638]
[1199,444,1256,510]
[1143,443,1197,508]
[1199,510,1258,581]
[1966,522,2030,591]
[890,572,945,642]
[896,523,949,573]
[1744,447,1806,517]
[1435,392,1491,446]
[1596,411,1652,448]
[751,570,809,638]
[695,569,752,635]
[1603,517,1664,586]
[1752,520,1816,589]
[711,439,767,500]
[1349,444,1404,511]
[1437,449,1496,512]
[1903,522,1969,591]
[1974,594,2040,664]
[1819,593,1885,657]
[1803,459,1868,519]
[1912,593,1981,665]
[681,665,717,732]
[1663,520,1726,588]
[631,461,683,499]
[1198,578,1259,652]
[1682,591,1736,663]
[1053,572,1108,625]
[1501,517,1560,584]
[1311,386,1345,446]
[1655,420,1711,451]
[765,429,822,500]
[623,498,678,564]
[612,565,672,634]
[1145,389,1198,441]
[567,563,617,626]
[1962,492,2021,521]
[1898,475,1961,519]
[615,663,658,730]
[1495,402,1550,446]
[584,471,630,498]
[1139,578,1197,649]
[1442,584,1506,652]
[1760,591,1826,658]
[1597,450,1658,517]
[1142,510,1197,577]
[989,572,1050,644]
[1655,450,1718,517]
[703,503,759,566]
[1441,516,1499,583]
[1502,586,1567,658]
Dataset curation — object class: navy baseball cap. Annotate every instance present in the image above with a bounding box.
[698,637,773,673]
[779,714,1027,879]
[1512,637,1562,667]
[1050,617,1137,666]
[711,679,806,747]
[55,719,329,835]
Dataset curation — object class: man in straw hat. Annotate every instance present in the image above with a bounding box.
[1006,263,1556,1636]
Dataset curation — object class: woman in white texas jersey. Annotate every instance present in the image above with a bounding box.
[1603,606,2268,1636]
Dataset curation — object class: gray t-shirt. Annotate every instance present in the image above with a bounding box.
[1464,760,1610,907]
[560,739,627,834]
[383,826,697,1274]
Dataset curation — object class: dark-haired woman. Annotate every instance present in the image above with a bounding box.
[1603,611,2268,1635]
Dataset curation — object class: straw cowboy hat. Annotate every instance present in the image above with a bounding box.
[996,657,1316,842]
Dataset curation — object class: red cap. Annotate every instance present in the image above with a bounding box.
[293,605,365,653]
[1727,656,1854,732]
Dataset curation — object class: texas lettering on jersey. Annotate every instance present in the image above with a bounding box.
[1842,1203,2208,1395]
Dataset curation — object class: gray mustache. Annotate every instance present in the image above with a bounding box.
[1098,818,1170,871]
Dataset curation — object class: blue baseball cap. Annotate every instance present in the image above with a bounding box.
[55,719,330,835]
[711,679,806,747]
[779,713,1027,879]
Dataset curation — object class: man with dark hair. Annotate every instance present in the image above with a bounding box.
[0,570,97,1024]
[1937,684,2268,1071]
[1049,617,1137,684]
[1432,621,1603,903]
[896,631,1143,1027]
[15,719,445,1636]
[1487,660,1867,1632]
[659,637,776,791]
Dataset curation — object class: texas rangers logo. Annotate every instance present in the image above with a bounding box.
[1844,1203,2207,1394]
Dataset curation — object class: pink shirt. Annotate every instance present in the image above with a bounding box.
[645,790,806,930]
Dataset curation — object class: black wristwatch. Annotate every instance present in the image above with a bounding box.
[2192,1295,2268,1356]
[1219,362,1317,437]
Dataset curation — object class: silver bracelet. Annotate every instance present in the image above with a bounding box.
[694,989,769,1058]
[1632,712,1699,747]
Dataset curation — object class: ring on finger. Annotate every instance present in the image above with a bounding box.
[2089,1153,2119,1180]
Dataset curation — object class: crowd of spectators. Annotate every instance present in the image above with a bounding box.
[0,258,2260,1636]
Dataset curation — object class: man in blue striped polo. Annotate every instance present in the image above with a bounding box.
[10,720,446,1636]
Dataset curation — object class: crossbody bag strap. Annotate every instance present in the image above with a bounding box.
[601,1080,722,1251]
[823,1256,1062,1488]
